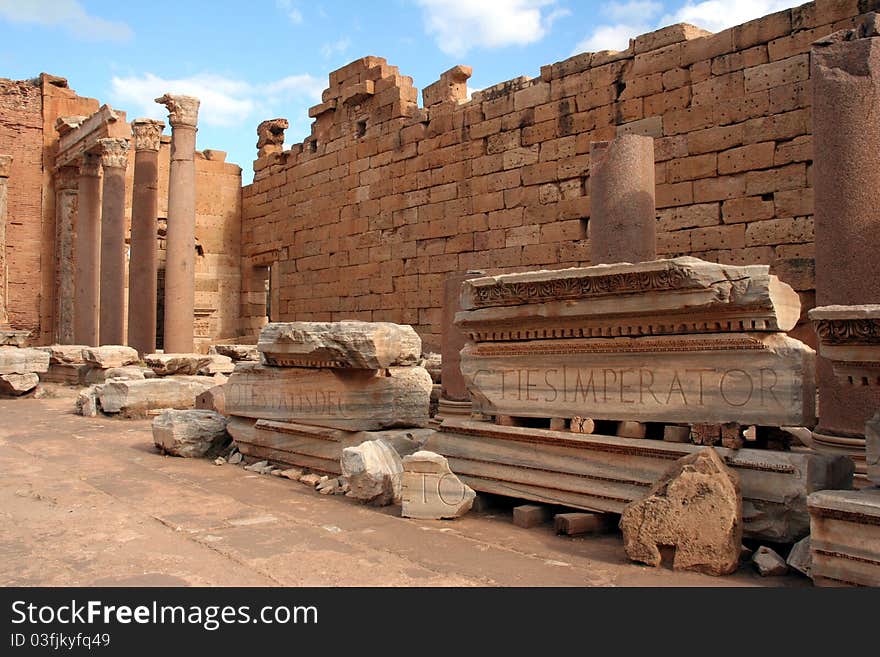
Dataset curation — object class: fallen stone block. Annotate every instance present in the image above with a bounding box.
[752,546,788,576]
[75,385,102,417]
[41,362,90,385]
[258,321,422,368]
[195,385,226,415]
[299,473,323,487]
[152,409,230,458]
[198,354,234,375]
[663,425,691,443]
[98,376,216,417]
[84,365,150,384]
[81,345,139,369]
[0,347,49,375]
[401,450,475,519]
[0,372,39,395]
[224,363,432,431]
[341,439,404,505]
[787,536,811,577]
[513,504,551,528]
[554,512,612,535]
[144,353,213,376]
[35,344,88,364]
[209,344,259,361]
[808,488,880,586]
[620,448,742,576]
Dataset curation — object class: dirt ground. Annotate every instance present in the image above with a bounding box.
[0,391,807,587]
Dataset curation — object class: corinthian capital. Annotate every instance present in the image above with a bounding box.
[155,93,200,128]
[98,138,130,170]
[131,118,165,151]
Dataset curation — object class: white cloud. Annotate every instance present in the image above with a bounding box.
[0,0,132,42]
[417,0,568,57]
[572,0,803,55]
[109,72,324,128]
[320,37,351,59]
[276,0,303,25]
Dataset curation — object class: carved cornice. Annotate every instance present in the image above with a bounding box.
[813,317,880,345]
[131,118,165,151]
[98,138,130,170]
[155,94,200,128]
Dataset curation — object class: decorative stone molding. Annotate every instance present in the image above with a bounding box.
[98,138,130,169]
[131,118,165,151]
[155,93,200,128]
[79,151,102,177]
[0,154,11,178]
[256,118,288,157]
[810,305,880,386]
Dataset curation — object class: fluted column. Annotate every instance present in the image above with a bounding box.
[127,119,164,356]
[74,152,102,346]
[156,94,199,353]
[97,138,130,346]
[0,155,11,328]
[54,165,79,343]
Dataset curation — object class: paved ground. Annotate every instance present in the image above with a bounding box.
[0,391,806,587]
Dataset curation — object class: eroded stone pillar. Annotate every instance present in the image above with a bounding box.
[74,152,102,347]
[156,94,199,353]
[589,134,656,265]
[811,15,880,477]
[0,155,11,328]
[440,270,485,414]
[128,119,164,356]
[54,165,79,343]
[98,138,130,346]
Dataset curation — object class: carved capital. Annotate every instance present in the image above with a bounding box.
[0,154,11,178]
[155,93,200,128]
[79,151,102,178]
[131,118,165,151]
[98,138,130,170]
[55,165,79,190]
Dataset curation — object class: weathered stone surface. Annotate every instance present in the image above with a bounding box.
[401,450,475,519]
[620,449,742,576]
[0,347,49,375]
[145,353,213,376]
[808,488,880,587]
[224,363,432,431]
[257,321,422,369]
[81,345,138,369]
[0,372,39,395]
[84,365,150,384]
[432,418,850,541]
[209,344,259,361]
[752,546,788,576]
[457,257,802,335]
[461,333,815,427]
[35,345,88,364]
[75,385,101,416]
[195,385,226,415]
[787,536,811,577]
[98,376,215,417]
[41,363,90,385]
[199,354,234,375]
[152,409,230,458]
[867,410,880,486]
[341,439,404,505]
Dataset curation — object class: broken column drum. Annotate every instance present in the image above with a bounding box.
[74,151,102,347]
[128,119,164,356]
[156,94,199,353]
[98,138,130,346]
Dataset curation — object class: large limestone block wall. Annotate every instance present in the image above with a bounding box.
[241,0,880,351]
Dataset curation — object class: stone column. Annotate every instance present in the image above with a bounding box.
[438,270,485,419]
[156,94,199,353]
[54,165,79,344]
[74,152,102,347]
[0,155,11,329]
[128,118,164,356]
[589,134,656,265]
[97,138,130,346]
[811,15,880,477]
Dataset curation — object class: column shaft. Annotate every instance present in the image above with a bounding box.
[98,139,130,346]
[0,155,10,328]
[54,167,78,344]
[74,153,102,347]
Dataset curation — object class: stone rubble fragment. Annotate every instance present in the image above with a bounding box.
[35,345,88,364]
[401,450,475,519]
[341,439,404,505]
[195,384,226,415]
[752,546,788,576]
[81,345,139,369]
[0,372,39,395]
[299,473,323,487]
[144,353,214,376]
[97,376,216,417]
[152,409,230,458]
[619,448,742,576]
[75,384,102,417]
[209,344,259,361]
[786,536,811,577]
[0,347,49,375]
[257,321,422,369]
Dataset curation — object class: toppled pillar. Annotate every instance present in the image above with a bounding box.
[256,118,288,158]
[97,138,130,346]
[438,271,484,418]
[811,15,880,477]
[74,152,102,347]
[422,65,472,108]
[589,134,656,265]
[128,118,164,356]
[155,94,200,353]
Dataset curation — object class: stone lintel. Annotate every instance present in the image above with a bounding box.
[55,105,128,169]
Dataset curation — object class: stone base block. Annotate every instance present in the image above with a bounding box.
[808,488,880,587]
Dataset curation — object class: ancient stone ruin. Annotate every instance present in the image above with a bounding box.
[3,0,880,586]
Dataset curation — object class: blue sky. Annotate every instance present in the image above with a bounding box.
[0,0,803,182]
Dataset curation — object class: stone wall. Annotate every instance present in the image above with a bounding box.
[241,0,880,352]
